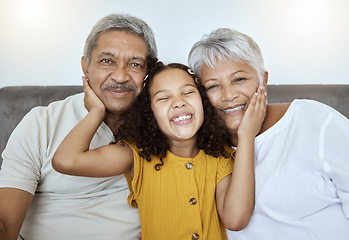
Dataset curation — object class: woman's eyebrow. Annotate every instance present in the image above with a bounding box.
[202,70,247,84]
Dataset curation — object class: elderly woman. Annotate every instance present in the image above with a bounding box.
[188,28,349,240]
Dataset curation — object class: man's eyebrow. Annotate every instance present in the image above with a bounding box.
[97,53,146,62]
[98,52,114,58]
[130,56,146,62]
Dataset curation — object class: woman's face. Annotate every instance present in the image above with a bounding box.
[199,60,267,135]
[150,68,204,143]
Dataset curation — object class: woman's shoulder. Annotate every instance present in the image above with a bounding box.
[260,99,340,134]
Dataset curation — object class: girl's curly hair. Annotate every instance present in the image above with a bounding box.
[115,62,232,170]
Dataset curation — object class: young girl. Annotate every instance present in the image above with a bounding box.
[52,62,267,240]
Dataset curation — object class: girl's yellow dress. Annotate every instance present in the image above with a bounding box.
[124,146,234,240]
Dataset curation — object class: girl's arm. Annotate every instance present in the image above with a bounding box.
[216,86,267,231]
[52,78,134,177]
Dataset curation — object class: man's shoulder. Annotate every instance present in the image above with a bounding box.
[15,93,85,131]
[30,92,84,114]
[46,92,84,109]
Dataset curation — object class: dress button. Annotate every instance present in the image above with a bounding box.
[192,233,199,239]
[189,197,197,205]
[186,163,193,170]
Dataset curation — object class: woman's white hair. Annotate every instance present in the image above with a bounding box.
[188,28,265,83]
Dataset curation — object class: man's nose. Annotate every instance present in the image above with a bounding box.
[110,65,129,83]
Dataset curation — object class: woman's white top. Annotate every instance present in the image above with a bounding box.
[227,99,349,240]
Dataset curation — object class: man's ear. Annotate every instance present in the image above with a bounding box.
[81,56,89,77]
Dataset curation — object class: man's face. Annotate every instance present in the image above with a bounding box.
[82,30,148,114]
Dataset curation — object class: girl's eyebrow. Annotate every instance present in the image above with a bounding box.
[153,89,169,98]
[152,83,196,98]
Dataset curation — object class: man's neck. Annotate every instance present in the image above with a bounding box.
[104,112,125,133]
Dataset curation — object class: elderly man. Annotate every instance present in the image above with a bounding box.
[0,13,157,240]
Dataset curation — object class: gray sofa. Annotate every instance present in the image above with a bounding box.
[1,85,349,167]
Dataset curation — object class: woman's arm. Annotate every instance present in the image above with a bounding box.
[216,86,267,231]
[52,78,133,177]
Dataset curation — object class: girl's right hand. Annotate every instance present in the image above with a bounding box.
[237,86,267,139]
[82,76,106,114]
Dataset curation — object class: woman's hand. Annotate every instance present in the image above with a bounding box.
[82,77,106,115]
[238,86,267,139]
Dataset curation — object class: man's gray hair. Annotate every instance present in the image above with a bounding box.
[188,28,265,83]
[83,13,157,64]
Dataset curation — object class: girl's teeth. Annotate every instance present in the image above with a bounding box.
[173,115,192,122]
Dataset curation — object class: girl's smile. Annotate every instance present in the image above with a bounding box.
[170,113,193,124]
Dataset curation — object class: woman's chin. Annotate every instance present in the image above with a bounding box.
[224,117,242,133]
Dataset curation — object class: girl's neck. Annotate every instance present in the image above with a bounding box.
[168,139,199,158]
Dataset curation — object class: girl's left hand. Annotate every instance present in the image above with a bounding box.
[82,76,106,114]
[238,86,267,138]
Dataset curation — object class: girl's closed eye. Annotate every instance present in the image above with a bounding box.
[157,96,169,102]
[183,90,194,96]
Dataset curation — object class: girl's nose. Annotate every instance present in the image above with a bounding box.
[172,96,186,109]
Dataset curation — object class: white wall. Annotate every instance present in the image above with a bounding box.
[1,0,348,88]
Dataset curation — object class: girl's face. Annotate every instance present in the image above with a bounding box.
[150,68,204,143]
[199,60,267,135]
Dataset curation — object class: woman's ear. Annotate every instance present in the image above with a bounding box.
[81,56,89,78]
[262,71,268,90]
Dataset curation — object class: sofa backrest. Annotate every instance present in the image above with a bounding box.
[0,86,83,167]
[1,84,349,167]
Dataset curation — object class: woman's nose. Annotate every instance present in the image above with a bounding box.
[221,85,238,101]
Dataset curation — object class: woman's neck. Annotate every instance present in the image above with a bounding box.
[230,103,291,147]
[230,135,238,147]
